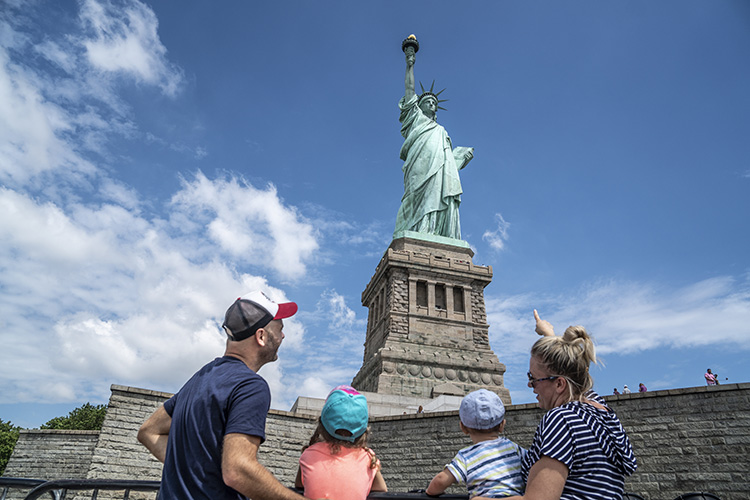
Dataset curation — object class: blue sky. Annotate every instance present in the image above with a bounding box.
[1,0,748,429]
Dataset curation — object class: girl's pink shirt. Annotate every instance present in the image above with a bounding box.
[299,442,378,500]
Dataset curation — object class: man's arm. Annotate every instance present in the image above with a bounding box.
[426,468,456,496]
[137,405,172,463]
[222,433,319,500]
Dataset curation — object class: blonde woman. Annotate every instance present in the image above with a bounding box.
[506,311,637,500]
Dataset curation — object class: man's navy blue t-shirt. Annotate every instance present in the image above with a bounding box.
[160,356,271,500]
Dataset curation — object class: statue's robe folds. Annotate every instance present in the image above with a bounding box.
[394,94,467,240]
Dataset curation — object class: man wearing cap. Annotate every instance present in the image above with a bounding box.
[138,291,318,500]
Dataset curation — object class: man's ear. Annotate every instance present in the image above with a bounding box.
[498,419,506,433]
[253,328,266,347]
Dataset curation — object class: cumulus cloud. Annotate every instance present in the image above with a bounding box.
[0,0,186,188]
[487,276,750,368]
[487,276,750,403]
[79,0,184,96]
[0,1,335,411]
[170,173,320,281]
[483,213,511,251]
[0,173,321,405]
[0,44,98,185]
[327,290,357,328]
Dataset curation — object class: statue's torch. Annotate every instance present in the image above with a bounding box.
[402,34,419,57]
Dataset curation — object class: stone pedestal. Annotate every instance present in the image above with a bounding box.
[352,236,510,404]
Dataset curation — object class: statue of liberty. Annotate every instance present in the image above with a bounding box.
[394,35,474,241]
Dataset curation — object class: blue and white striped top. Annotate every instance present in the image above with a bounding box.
[521,396,637,500]
[446,436,526,498]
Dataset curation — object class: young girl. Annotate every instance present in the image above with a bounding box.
[295,385,387,499]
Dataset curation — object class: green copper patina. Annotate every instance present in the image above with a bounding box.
[394,35,474,243]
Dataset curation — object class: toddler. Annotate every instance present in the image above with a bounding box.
[426,389,526,498]
[296,385,387,499]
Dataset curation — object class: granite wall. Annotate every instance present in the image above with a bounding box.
[3,429,99,499]
[368,384,750,500]
[5,383,749,500]
[4,430,99,480]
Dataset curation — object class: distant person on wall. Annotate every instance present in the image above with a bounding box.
[705,368,718,386]
[426,389,526,498]
[138,291,323,500]
[622,385,631,394]
[638,383,647,393]
[295,385,387,500]
[613,388,620,395]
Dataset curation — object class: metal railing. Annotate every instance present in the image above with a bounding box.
[7,477,717,500]
[24,479,161,500]
[0,478,53,500]
[0,478,160,500]
[0,476,57,500]
[1,479,473,500]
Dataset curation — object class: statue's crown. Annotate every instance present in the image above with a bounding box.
[418,81,448,110]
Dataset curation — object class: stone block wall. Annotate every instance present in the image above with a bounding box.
[5,430,99,480]
[6,383,749,500]
[611,384,750,499]
[368,384,750,500]
[259,411,317,485]
[4,429,99,499]
[86,385,167,481]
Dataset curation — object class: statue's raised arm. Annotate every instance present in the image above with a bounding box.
[404,35,417,102]
[394,35,474,241]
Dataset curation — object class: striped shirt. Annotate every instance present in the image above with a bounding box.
[521,397,637,500]
[446,437,526,498]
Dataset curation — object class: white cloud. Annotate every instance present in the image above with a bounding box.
[488,276,750,404]
[0,1,333,411]
[326,290,357,328]
[97,178,141,210]
[79,0,184,96]
[487,276,750,366]
[482,213,511,251]
[0,45,98,185]
[34,40,77,74]
[0,176,321,404]
[170,172,320,281]
[0,0,186,188]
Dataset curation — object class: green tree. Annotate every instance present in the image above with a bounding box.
[40,403,107,431]
[1,419,21,475]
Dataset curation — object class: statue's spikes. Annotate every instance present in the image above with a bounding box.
[417,80,447,108]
